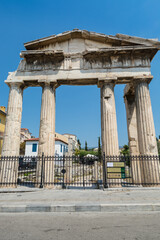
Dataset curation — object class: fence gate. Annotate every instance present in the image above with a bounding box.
[4,155,104,189]
[0,155,160,188]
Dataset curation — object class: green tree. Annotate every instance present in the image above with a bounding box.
[157,138,160,155]
[85,141,88,151]
[120,144,129,156]
[77,139,81,150]
[98,137,101,158]
[20,142,25,155]
[75,148,80,156]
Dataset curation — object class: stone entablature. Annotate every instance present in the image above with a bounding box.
[6,29,160,87]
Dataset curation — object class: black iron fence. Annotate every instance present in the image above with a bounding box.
[0,155,160,188]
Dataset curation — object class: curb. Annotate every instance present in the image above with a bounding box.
[1,204,160,213]
[1,187,160,194]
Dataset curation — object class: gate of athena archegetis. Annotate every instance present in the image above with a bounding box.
[1,29,160,187]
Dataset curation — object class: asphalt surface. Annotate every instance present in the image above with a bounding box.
[0,212,160,240]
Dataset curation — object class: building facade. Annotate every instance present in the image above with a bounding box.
[0,107,6,155]
[63,134,79,155]
[25,137,68,157]
[20,128,32,143]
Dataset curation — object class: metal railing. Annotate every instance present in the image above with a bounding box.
[0,154,160,188]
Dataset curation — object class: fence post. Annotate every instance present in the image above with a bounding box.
[103,152,108,189]
[40,152,44,188]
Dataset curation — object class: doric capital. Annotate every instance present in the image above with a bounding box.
[9,82,25,91]
[133,75,153,87]
[98,77,117,88]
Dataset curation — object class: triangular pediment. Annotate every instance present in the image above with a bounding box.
[24,29,160,52]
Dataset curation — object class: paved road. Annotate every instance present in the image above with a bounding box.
[0,212,160,240]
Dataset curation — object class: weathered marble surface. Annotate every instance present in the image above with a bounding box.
[1,83,23,187]
[2,83,23,156]
[37,83,55,187]
[124,88,139,155]
[124,87,141,184]
[38,83,55,156]
[101,83,119,156]
[6,29,158,86]
[135,81,158,155]
[135,81,159,185]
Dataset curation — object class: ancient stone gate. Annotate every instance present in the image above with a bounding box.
[1,29,160,187]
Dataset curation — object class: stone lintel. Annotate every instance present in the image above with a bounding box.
[20,50,64,64]
[57,78,98,86]
[5,77,58,88]
[98,75,153,88]
[83,46,158,61]
[20,49,63,58]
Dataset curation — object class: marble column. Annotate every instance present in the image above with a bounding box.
[0,82,23,187]
[124,92,139,155]
[37,83,55,187]
[101,83,119,156]
[124,89,141,184]
[135,81,159,185]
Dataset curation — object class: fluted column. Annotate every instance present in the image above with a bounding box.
[124,88,141,184]
[101,83,119,156]
[124,93,139,155]
[38,83,55,156]
[136,81,157,155]
[2,83,23,156]
[135,81,159,185]
[37,83,55,187]
[0,82,23,187]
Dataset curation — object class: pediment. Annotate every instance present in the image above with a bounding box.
[24,29,160,54]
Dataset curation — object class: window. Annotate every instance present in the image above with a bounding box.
[60,144,62,152]
[32,143,37,152]
[0,119,1,123]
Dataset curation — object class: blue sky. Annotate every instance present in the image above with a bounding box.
[0,0,160,148]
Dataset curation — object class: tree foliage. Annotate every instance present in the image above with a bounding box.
[157,138,160,155]
[20,142,25,155]
[77,139,81,150]
[79,150,98,157]
[85,141,88,151]
[120,144,129,156]
[75,148,80,156]
[98,137,101,157]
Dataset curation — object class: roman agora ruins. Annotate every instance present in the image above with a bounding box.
[1,29,160,187]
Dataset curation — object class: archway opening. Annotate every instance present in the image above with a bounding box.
[21,87,42,137]
[56,85,101,150]
[114,84,128,151]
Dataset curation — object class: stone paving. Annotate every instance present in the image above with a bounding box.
[0,187,160,212]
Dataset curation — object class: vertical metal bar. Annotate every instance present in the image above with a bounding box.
[40,153,44,188]
[83,157,85,189]
[62,155,65,189]
[103,152,107,189]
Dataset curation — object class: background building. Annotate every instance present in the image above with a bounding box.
[25,133,68,157]
[0,106,6,155]
[20,128,32,143]
[63,134,79,155]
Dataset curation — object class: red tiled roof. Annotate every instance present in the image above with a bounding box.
[55,138,68,145]
[25,137,68,145]
[24,138,39,142]
[0,110,6,116]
